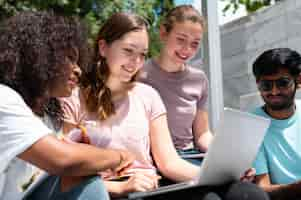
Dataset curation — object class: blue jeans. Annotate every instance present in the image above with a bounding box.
[24,175,109,200]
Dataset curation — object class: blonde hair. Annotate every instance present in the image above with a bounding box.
[162,5,206,33]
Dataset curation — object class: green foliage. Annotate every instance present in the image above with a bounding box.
[0,0,174,56]
[221,0,274,14]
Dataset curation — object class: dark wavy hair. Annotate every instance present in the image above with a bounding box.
[253,48,301,80]
[0,11,89,130]
[81,12,148,121]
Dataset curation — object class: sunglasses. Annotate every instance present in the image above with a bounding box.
[257,77,295,92]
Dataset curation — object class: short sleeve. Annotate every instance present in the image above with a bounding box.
[0,85,51,173]
[252,144,269,175]
[60,88,82,125]
[148,86,167,121]
[197,73,209,110]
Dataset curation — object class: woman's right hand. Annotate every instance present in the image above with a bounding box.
[120,172,159,193]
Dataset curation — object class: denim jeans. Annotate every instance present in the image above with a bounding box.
[24,175,109,200]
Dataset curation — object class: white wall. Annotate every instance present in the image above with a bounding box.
[220,0,301,110]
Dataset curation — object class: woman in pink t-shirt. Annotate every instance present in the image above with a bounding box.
[60,12,201,198]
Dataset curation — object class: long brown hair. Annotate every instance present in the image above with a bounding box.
[81,12,148,120]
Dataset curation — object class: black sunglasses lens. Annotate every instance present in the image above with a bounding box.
[276,78,293,88]
[259,80,273,91]
[258,78,294,91]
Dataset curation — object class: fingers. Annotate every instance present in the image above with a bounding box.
[240,168,256,182]
[62,137,76,144]
[244,168,256,179]
[66,126,90,144]
[58,134,76,144]
[140,173,160,189]
[78,125,91,144]
[82,134,91,144]
[246,168,256,176]
[125,173,159,193]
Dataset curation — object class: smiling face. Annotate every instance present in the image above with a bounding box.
[99,28,148,84]
[160,21,203,67]
[258,68,297,111]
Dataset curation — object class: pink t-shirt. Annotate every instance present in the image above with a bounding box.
[60,83,166,179]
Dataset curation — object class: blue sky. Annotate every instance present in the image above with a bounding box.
[174,0,193,4]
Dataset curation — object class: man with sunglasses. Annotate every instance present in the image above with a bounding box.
[251,48,301,200]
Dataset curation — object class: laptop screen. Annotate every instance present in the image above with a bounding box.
[197,107,270,186]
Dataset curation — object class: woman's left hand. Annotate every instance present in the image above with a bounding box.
[240,168,256,182]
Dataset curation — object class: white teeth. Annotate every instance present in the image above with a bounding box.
[122,66,134,73]
[176,52,188,59]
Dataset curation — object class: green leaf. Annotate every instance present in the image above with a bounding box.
[0,0,175,56]
[222,4,231,13]
[222,0,273,14]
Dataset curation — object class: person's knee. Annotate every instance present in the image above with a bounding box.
[202,192,222,200]
[64,176,110,200]
[225,182,269,200]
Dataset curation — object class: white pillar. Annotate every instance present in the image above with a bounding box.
[201,0,224,132]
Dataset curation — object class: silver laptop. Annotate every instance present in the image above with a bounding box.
[127,107,270,199]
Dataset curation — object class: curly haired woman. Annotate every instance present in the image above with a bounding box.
[0,11,134,200]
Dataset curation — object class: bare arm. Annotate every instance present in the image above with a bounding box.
[192,110,213,152]
[63,122,77,135]
[255,173,301,200]
[150,114,200,182]
[64,122,158,197]
[18,134,132,176]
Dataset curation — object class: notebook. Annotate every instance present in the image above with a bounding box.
[127,107,270,199]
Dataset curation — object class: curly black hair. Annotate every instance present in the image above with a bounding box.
[0,11,89,130]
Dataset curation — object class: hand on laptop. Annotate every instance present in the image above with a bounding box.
[240,168,256,182]
[121,172,160,193]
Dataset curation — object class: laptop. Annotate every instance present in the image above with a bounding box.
[127,107,270,199]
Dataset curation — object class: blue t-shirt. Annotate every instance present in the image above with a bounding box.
[252,101,301,184]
